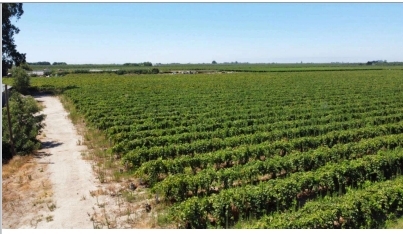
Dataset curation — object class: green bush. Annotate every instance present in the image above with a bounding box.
[20,63,33,71]
[11,67,30,94]
[2,92,46,156]
[57,71,69,76]
[44,70,52,76]
[115,70,127,75]
[73,69,90,74]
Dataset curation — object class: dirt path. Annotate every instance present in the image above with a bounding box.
[29,94,99,228]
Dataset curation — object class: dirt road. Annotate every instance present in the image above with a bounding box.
[1,94,100,228]
[31,94,99,228]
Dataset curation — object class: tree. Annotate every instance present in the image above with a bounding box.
[123,63,139,66]
[52,62,67,65]
[2,92,45,158]
[212,60,217,64]
[2,3,26,76]
[28,61,51,65]
[151,68,159,74]
[12,67,30,95]
[20,62,32,71]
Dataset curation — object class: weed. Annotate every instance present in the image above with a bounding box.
[46,215,54,222]
[29,214,44,229]
[46,201,57,211]
[92,217,103,229]
[103,208,111,228]
[112,171,121,182]
[97,168,106,183]
[122,191,136,203]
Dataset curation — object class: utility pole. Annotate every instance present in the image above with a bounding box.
[5,85,16,156]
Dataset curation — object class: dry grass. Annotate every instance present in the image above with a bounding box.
[2,154,54,228]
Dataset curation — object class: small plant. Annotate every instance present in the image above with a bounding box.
[103,208,111,228]
[125,207,132,221]
[46,201,57,211]
[90,190,101,206]
[46,215,54,222]
[97,169,106,183]
[122,190,136,203]
[30,216,43,228]
[112,171,122,182]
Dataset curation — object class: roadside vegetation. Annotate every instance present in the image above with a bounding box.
[2,67,46,162]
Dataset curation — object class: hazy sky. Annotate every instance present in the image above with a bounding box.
[13,3,403,64]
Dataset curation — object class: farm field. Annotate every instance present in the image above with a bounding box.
[28,62,403,74]
[4,68,403,228]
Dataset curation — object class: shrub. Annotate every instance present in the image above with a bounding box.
[2,92,46,157]
[44,70,52,76]
[73,69,89,74]
[11,67,30,94]
[57,71,69,76]
[115,70,127,75]
[20,63,33,71]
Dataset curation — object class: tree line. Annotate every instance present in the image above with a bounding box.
[27,62,153,66]
[123,62,153,66]
[27,62,67,65]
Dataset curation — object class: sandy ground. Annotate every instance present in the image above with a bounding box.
[33,94,100,228]
[2,94,165,229]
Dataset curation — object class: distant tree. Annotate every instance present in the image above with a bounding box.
[11,67,30,94]
[143,62,153,67]
[212,60,217,64]
[123,63,139,66]
[28,61,51,65]
[2,3,26,76]
[52,62,67,65]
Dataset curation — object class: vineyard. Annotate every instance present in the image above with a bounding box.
[6,68,403,228]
